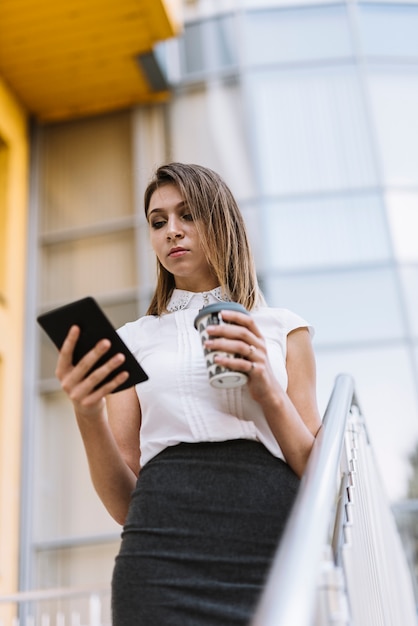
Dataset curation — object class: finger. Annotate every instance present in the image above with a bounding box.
[81,350,126,390]
[55,326,81,379]
[217,310,264,338]
[72,338,113,381]
[205,315,262,345]
[77,369,130,405]
[60,339,116,393]
[205,322,256,344]
[204,334,261,359]
[68,352,128,401]
[58,325,80,360]
[213,352,259,377]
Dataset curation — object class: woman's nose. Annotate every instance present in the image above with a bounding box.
[166,217,184,240]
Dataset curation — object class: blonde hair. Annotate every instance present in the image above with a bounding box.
[144,163,264,315]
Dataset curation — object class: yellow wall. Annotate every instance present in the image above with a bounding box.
[0,76,28,608]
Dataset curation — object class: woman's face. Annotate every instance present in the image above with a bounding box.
[147,183,217,292]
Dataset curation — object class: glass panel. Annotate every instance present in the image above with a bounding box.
[40,112,134,233]
[37,544,117,590]
[361,0,418,4]
[263,192,391,270]
[34,392,121,540]
[415,345,418,384]
[40,231,137,304]
[316,345,418,502]
[392,504,418,600]
[246,65,378,194]
[169,82,258,202]
[240,201,265,273]
[367,68,418,186]
[38,326,62,382]
[359,4,418,58]
[103,299,140,329]
[244,0,340,8]
[266,267,405,344]
[387,191,418,262]
[182,21,205,75]
[399,266,418,338]
[242,6,352,66]
[181,14,237,77]
[205,13,237,71]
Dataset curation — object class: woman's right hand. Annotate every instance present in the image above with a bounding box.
[55,325,130,418]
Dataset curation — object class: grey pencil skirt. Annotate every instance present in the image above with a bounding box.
[111,439,300,626]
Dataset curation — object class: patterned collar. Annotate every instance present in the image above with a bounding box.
[166,287,232,312]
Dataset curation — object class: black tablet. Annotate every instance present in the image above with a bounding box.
[37,296,148,393]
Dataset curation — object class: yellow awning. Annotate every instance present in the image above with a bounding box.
[0,0,182,121]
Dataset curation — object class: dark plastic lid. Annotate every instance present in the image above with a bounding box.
[194,302,249,328]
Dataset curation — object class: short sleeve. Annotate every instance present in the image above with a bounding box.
[278,308,314,338]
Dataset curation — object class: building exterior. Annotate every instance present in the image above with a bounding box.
[0,76,29,615]
[0,0,181,619]
[1,0,418,612]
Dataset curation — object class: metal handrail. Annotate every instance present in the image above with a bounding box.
[0,585,111,626]
[0,585,109,603]
[251,373,355,626]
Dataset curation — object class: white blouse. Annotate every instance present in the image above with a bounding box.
[117,288,313,468]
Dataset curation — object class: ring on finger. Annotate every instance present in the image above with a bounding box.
[247,345,256,358]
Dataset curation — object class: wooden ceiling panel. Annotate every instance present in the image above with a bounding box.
[0,0,181,121]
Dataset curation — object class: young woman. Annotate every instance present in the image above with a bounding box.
[56,162,321,626]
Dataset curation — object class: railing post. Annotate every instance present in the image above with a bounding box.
[89,593,102,626]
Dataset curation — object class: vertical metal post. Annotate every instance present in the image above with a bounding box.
[88,594,101,626]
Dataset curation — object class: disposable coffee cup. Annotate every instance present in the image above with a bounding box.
[194,302,250,389]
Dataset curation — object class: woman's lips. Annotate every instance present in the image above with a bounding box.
[169,247,188,258]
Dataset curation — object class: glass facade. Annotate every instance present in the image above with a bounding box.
[159,0,418,501]
[27,0,418,598]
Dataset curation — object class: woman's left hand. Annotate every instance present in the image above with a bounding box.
[203,309,280,405]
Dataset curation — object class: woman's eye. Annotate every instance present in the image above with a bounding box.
[182,213,193,221]
[151,220,165,229]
